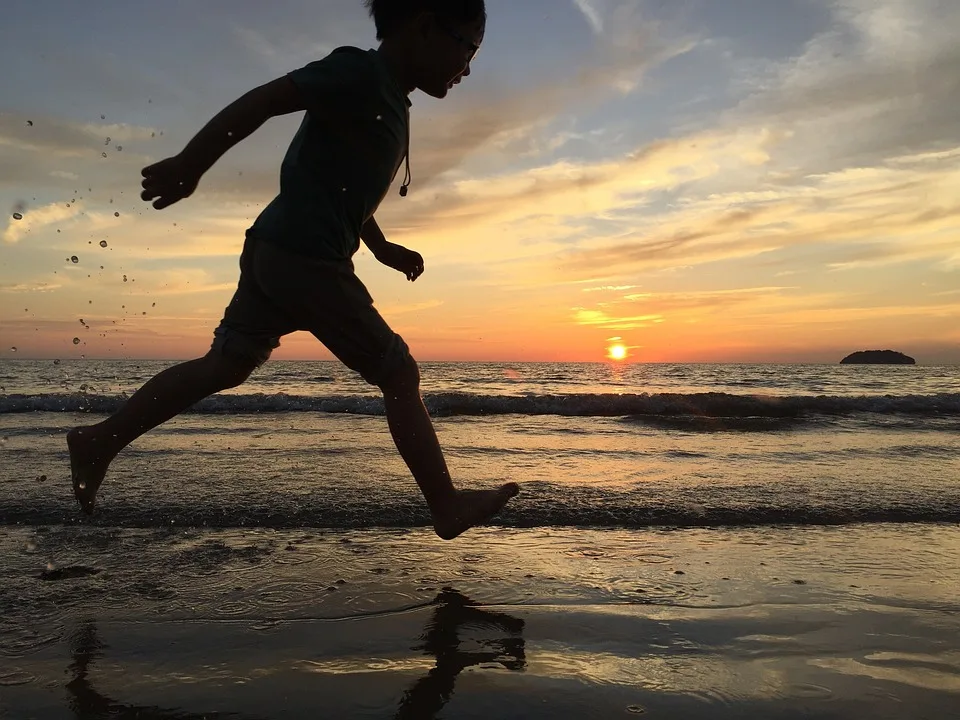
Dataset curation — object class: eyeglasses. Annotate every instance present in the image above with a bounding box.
[436,19,481,63]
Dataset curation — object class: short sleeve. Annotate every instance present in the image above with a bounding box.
[287,48,376,111]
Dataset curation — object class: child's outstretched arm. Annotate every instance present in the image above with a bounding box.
[141,77,306,210]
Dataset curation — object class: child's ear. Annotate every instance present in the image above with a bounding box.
[413,11,436,41]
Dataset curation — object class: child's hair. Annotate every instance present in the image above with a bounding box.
[364,0,486,41]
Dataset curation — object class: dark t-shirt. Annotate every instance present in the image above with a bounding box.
[247,46,411,260]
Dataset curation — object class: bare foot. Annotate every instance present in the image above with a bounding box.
[67,427,115,514]
[433,483,519,540]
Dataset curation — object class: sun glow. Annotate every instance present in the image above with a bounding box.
[607,344,628,361]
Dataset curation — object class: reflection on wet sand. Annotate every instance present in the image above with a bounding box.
[66,620,253,719]
[395,588,526,719]
[64,588,526,719]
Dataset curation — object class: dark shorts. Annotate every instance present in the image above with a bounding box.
[211,235,412,387]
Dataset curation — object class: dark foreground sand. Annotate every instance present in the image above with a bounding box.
[2,524,958,718]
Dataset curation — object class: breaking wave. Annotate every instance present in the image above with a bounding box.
[2,391,959,418]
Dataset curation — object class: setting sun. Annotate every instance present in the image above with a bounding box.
[607,344,628,361]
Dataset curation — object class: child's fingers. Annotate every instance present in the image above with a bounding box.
[152,195,178,210]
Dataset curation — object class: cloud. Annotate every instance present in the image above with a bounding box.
[379,299,445,316]
[0,111,157,158]
[573,308,664,329]
[573,0,604,35]
[3,201,84,244]
[730,0,960,172]
[572,286,803,329]
[0,281,62,293]
[231,25,335,76]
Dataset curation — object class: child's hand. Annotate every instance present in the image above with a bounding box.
[375,242,425,282]
[140,155,202,210]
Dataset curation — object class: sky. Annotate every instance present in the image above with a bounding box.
[2,0,959,364]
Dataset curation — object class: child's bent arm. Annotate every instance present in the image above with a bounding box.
[360,216,389,257]
[179,77,306,175]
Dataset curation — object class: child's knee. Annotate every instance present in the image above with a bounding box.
[204,350,258,389]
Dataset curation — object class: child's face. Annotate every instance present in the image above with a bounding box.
[414,14,484,99]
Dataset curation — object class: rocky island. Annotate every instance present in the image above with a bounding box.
[840,350,916,365]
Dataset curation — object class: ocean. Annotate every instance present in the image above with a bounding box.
[2,359,959,718]
[2,359,959,528]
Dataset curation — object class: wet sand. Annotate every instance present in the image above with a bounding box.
[2,525,958,718]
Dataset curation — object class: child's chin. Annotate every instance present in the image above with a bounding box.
[422,84,450,99]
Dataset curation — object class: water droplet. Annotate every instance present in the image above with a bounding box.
[38,474,47,482]
[26,120,33,126]
[114,212,119,217]
[73,337,80,345]
[10,346,16,352]
[101,152,107,158]
[53,359,60,365]
[78,481,86,490]
[376,114,383,121]
[71,256,79,263]
[100,114,106,120]
[12,212,22,220]
[151,302,156,307]
[105,137,111,145]
[151,132,156,138]
[100,240,108,248]
[123,275,127,282]
[116,145,123,151]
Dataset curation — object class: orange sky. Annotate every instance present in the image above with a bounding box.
[3,1,960,364]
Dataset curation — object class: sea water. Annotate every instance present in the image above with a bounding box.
[2,359,959,717]
[1,359,958,528]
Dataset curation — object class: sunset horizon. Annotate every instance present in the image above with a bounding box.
[3,1,960,366]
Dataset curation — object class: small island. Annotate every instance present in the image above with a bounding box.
[840,350,916,365]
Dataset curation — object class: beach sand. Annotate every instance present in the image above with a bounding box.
[2,524,958,719]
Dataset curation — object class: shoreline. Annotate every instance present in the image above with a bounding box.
[2,524,958,718]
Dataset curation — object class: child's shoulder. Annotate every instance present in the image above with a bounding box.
[301,46,376,73]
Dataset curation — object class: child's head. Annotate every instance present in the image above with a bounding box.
[364,0,486,99]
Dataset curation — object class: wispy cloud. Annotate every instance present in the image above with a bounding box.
[573,0,604,35]
[3,201,83,244]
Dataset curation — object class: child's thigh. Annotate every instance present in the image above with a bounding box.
[305,274,412,387]
[254,242,412,386]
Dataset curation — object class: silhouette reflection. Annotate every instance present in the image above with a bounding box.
[395,588,527,719]
[64,588,525,719]
[66,620,252,720]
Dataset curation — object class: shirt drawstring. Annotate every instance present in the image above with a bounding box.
[400,107,411,197]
